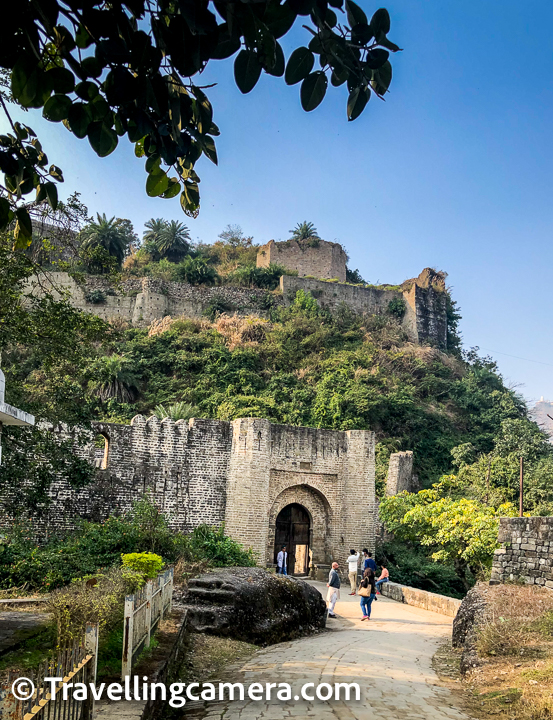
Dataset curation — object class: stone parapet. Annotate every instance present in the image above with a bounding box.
[380,581,462,617]
[491,516,553,587]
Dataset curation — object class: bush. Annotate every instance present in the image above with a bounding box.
[121,552,164,579]
[226,263,288,290]
[175,256,219,285]
[85,289,107,304]
[187,525,256,567]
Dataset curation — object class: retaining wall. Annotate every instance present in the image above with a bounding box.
[381,581,462,617]
[491,516,553,587]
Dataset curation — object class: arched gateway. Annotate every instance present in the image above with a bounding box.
[274,503,311,576]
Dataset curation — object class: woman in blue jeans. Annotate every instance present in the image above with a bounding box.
[359,568,376,621]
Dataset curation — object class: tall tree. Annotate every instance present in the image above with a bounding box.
[0,1,400,242]
[79,213,135,271]
[157,220,191,262]
[289,221,320,243]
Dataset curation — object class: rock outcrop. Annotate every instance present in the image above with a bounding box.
[452,583,490,674]
[176,567,327,645]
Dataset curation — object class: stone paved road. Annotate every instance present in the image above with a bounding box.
[181,580,473,720]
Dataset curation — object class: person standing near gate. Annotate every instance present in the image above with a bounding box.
[359,568,377,620]
[276,545,288,575]
[326,562,341,618]
[347,549,360,595]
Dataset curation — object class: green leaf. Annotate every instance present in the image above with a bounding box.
[145,154,161,173]
[11,56,39,107]
[331,66,348,87]
[347,86,370,121]
[370,8,391,36]
[265,42,285,78]
[234,50,262,94]
[75,81,99,101]
[87,122,118,157]
[346,0,368,28]
[14,207,33,247]
[43,94,72,122]
[48,67,75,94]
[300,71,328,112]
[201,136,218,165]
[211,25,241,59]
[365,49,389,70]
[146,170,169,197]
[181,182,200,214]
[0,197,13,229]
[75,24,93,49]
[48,165,64,181]
[285,47,314,86]
[371,60,392,95]
[67,103,92,139]
[134,138,146,158]
[377,35,401,53]
[81,57,102,79]
[162,179,181,199]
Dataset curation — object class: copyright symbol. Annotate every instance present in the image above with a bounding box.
[12,677,35,701]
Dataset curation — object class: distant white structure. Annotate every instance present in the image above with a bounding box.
[0,368,35,464]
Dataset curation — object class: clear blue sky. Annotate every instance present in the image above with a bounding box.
[3,0,553,404]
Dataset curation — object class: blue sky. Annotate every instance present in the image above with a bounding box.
[3,0,553,404]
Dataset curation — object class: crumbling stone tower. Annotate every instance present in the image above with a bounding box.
[257,239,347,282]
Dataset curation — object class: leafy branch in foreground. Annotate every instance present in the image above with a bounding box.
[0,0,401,242]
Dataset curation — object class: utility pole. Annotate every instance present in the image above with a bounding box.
[519,456,524,517]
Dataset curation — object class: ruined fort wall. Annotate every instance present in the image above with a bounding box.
[280,275,448,348]
[27,273,280,326]
[386,451,414,496]
[491,517,553,588]
[257,240,347,282]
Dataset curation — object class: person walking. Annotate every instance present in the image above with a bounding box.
[326,562,341,618]
[362,549,377,573]
[376,564,389,594]
[347,549,360,595]
[359,568,376,621]
[276,545,288,575]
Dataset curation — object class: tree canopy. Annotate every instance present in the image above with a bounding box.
[0,1,400,245]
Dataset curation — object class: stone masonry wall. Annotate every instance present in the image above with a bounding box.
[26,270,448,348]
[280,275,448,348]
[491,517,553,588]
[257,239,347,282]
[26,273,281,326]
[386,451,414,495]
[2,417,377,575]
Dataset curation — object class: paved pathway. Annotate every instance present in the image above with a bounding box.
[182,581,472,720]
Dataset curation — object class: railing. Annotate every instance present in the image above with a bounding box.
[122,568,174,678]
[0,624,98,720]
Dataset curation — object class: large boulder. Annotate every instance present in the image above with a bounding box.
[176,567,327,645]
[452,583,490,674]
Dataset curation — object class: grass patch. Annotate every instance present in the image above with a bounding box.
[181,634,258,683]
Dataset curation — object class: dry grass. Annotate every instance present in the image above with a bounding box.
[147,315,210,337]
[463,584,553,719]
[214,314,270,350]
[181,634,258,683]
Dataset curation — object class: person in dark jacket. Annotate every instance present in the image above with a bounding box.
[326,562,341,618]
[362,549,377,573]
[359,568,376,620]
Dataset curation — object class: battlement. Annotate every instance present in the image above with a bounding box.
[257,239,347,282]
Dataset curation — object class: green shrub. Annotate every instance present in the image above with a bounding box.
[188,525,256,567]
[226,263,288,290]
[387,297,406,319]
[175,256,219,285]
[85,289,107,304]
[121,552,164,579]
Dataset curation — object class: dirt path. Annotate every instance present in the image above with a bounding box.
[181,580,474,720]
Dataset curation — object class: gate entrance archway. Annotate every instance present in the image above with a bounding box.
[274,503,311,576]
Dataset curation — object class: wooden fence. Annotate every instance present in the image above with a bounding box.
[0,624,98,720]
[122,568,174,678]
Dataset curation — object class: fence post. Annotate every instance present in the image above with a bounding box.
[159,575,165,623]
[122,595,134,679]
[145,580,153,649]
[169,567,174,613]
[84,623,99,720]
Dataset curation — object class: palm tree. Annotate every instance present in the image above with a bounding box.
[88,355,139,403]
[289,221,321,244]
[154,401,198,421]
[79,213,132,269]
[158,220,191,262]
[142,218,167,260]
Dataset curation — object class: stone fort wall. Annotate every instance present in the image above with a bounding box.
[256,239,347,282]
[491,517,553,588]
[2,417,377,572]
[27,267,448,348]
[386,451,414,496]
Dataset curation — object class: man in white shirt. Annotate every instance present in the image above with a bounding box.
[276,545,288,575]
[347,549,360,595]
